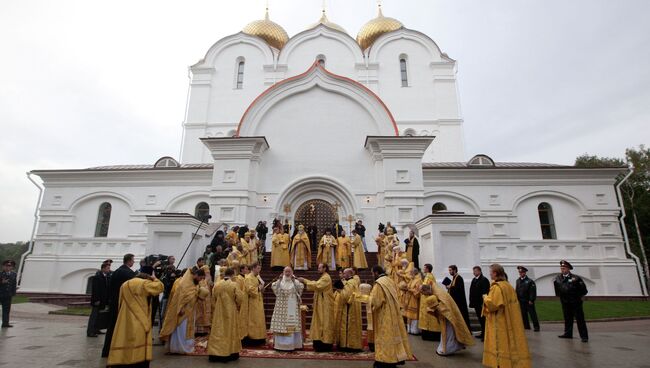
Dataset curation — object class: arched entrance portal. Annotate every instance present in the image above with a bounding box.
[294,199,338,251]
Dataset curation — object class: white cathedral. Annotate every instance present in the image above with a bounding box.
[20,5,646,297]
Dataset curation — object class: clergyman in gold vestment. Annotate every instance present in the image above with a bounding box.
[370,265,413,368]
[107,276,163,368]
[335,268,363,351]
[241,262,267,346]
[159,268,208,354]
[291,225,311,270]
[421,282,475,356]
[298,263,335,352]
[271,227,291,269]
[208,268,245,363]
[482,264,531,368]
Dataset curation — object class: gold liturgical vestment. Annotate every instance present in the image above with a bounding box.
[271,232,291,267]
[336,236,351,268]
[337,278,363,350]
[317,235,336,268]
[371,275,413,364]
[304,273,335,344]
[240,238,253,264]
[160,271,207,342]
[196,266,213,334]
[419,273,441,332]
[375,235,386,267]
[482,281,531,368]
[401,273,422,320]
[424,284,475,353]
[291,232,311,270]
[234,274,249,339]
[208,279,244,357]
[351,234,368,269]
[228,248,248,267]
[107,278,163,366]
[242,273,267,340]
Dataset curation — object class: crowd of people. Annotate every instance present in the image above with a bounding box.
[29,219,589,368]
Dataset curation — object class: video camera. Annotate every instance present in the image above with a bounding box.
[144,254,170,267]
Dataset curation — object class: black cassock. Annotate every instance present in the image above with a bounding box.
[448,274,472,330]
[101,264,137,357]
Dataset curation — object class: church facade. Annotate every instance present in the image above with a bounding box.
[20,7,646,297]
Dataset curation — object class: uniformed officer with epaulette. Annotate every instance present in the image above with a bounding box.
[1,259,18,328]
[516,266,540,331]
[554,260,589,342]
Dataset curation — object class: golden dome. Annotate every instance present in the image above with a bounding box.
[242,8,289,50]
[356,5,403,50]
[308,10,347,34]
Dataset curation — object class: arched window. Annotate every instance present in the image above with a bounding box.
[538,202,557,239]
[154,156,179,168]
[195,202,210,219]
[235,60,245,89]
[432,202,447,213]
[468,154,495,167]
[94,202,112,237]
[399,57,408,87]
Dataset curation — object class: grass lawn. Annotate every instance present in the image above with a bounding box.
[536,300,650,321]
[49,307,92,316]
[11,295,30,304]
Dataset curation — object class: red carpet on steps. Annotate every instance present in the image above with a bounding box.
[189,332,417,361]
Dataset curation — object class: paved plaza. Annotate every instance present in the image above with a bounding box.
[1,303,649,368]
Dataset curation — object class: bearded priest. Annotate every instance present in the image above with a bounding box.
[291,225,311,270]
[270,267,304,351]
[159,268,208,354]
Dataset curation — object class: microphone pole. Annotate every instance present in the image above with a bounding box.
[178,215,211,267]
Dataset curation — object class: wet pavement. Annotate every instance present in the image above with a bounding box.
[1,303,650,367]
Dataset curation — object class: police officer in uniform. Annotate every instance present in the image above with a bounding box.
[554,260,588,342]
[1,260,18,328]
[516,266,540,331]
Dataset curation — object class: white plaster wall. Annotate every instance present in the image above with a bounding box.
[254,87,378,190]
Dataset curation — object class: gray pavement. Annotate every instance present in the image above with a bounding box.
[1,303,650,367]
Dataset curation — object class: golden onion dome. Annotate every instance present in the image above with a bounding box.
[308,10,347,34]
[242,8,289,50]
[356,5,403,50]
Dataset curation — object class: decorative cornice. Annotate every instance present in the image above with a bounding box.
[200,136,269,161]
[364,136,434,161]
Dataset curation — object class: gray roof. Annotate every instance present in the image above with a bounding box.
[84,163,214,170]
[422,162,572,169]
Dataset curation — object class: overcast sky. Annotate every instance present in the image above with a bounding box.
[1,0,649,242]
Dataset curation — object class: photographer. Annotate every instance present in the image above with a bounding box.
[155,256,181,321]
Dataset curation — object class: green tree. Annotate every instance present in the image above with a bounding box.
[575,145,650,289]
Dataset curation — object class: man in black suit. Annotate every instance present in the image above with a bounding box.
[554,260,589,342]
[469,265,490,340]
[516,266,540,331]
[87,262,111,337]
[101,253,138,357]
[446,264,471,330]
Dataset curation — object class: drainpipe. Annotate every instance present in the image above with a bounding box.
[616,168,648,296]
[18,172,44,286]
